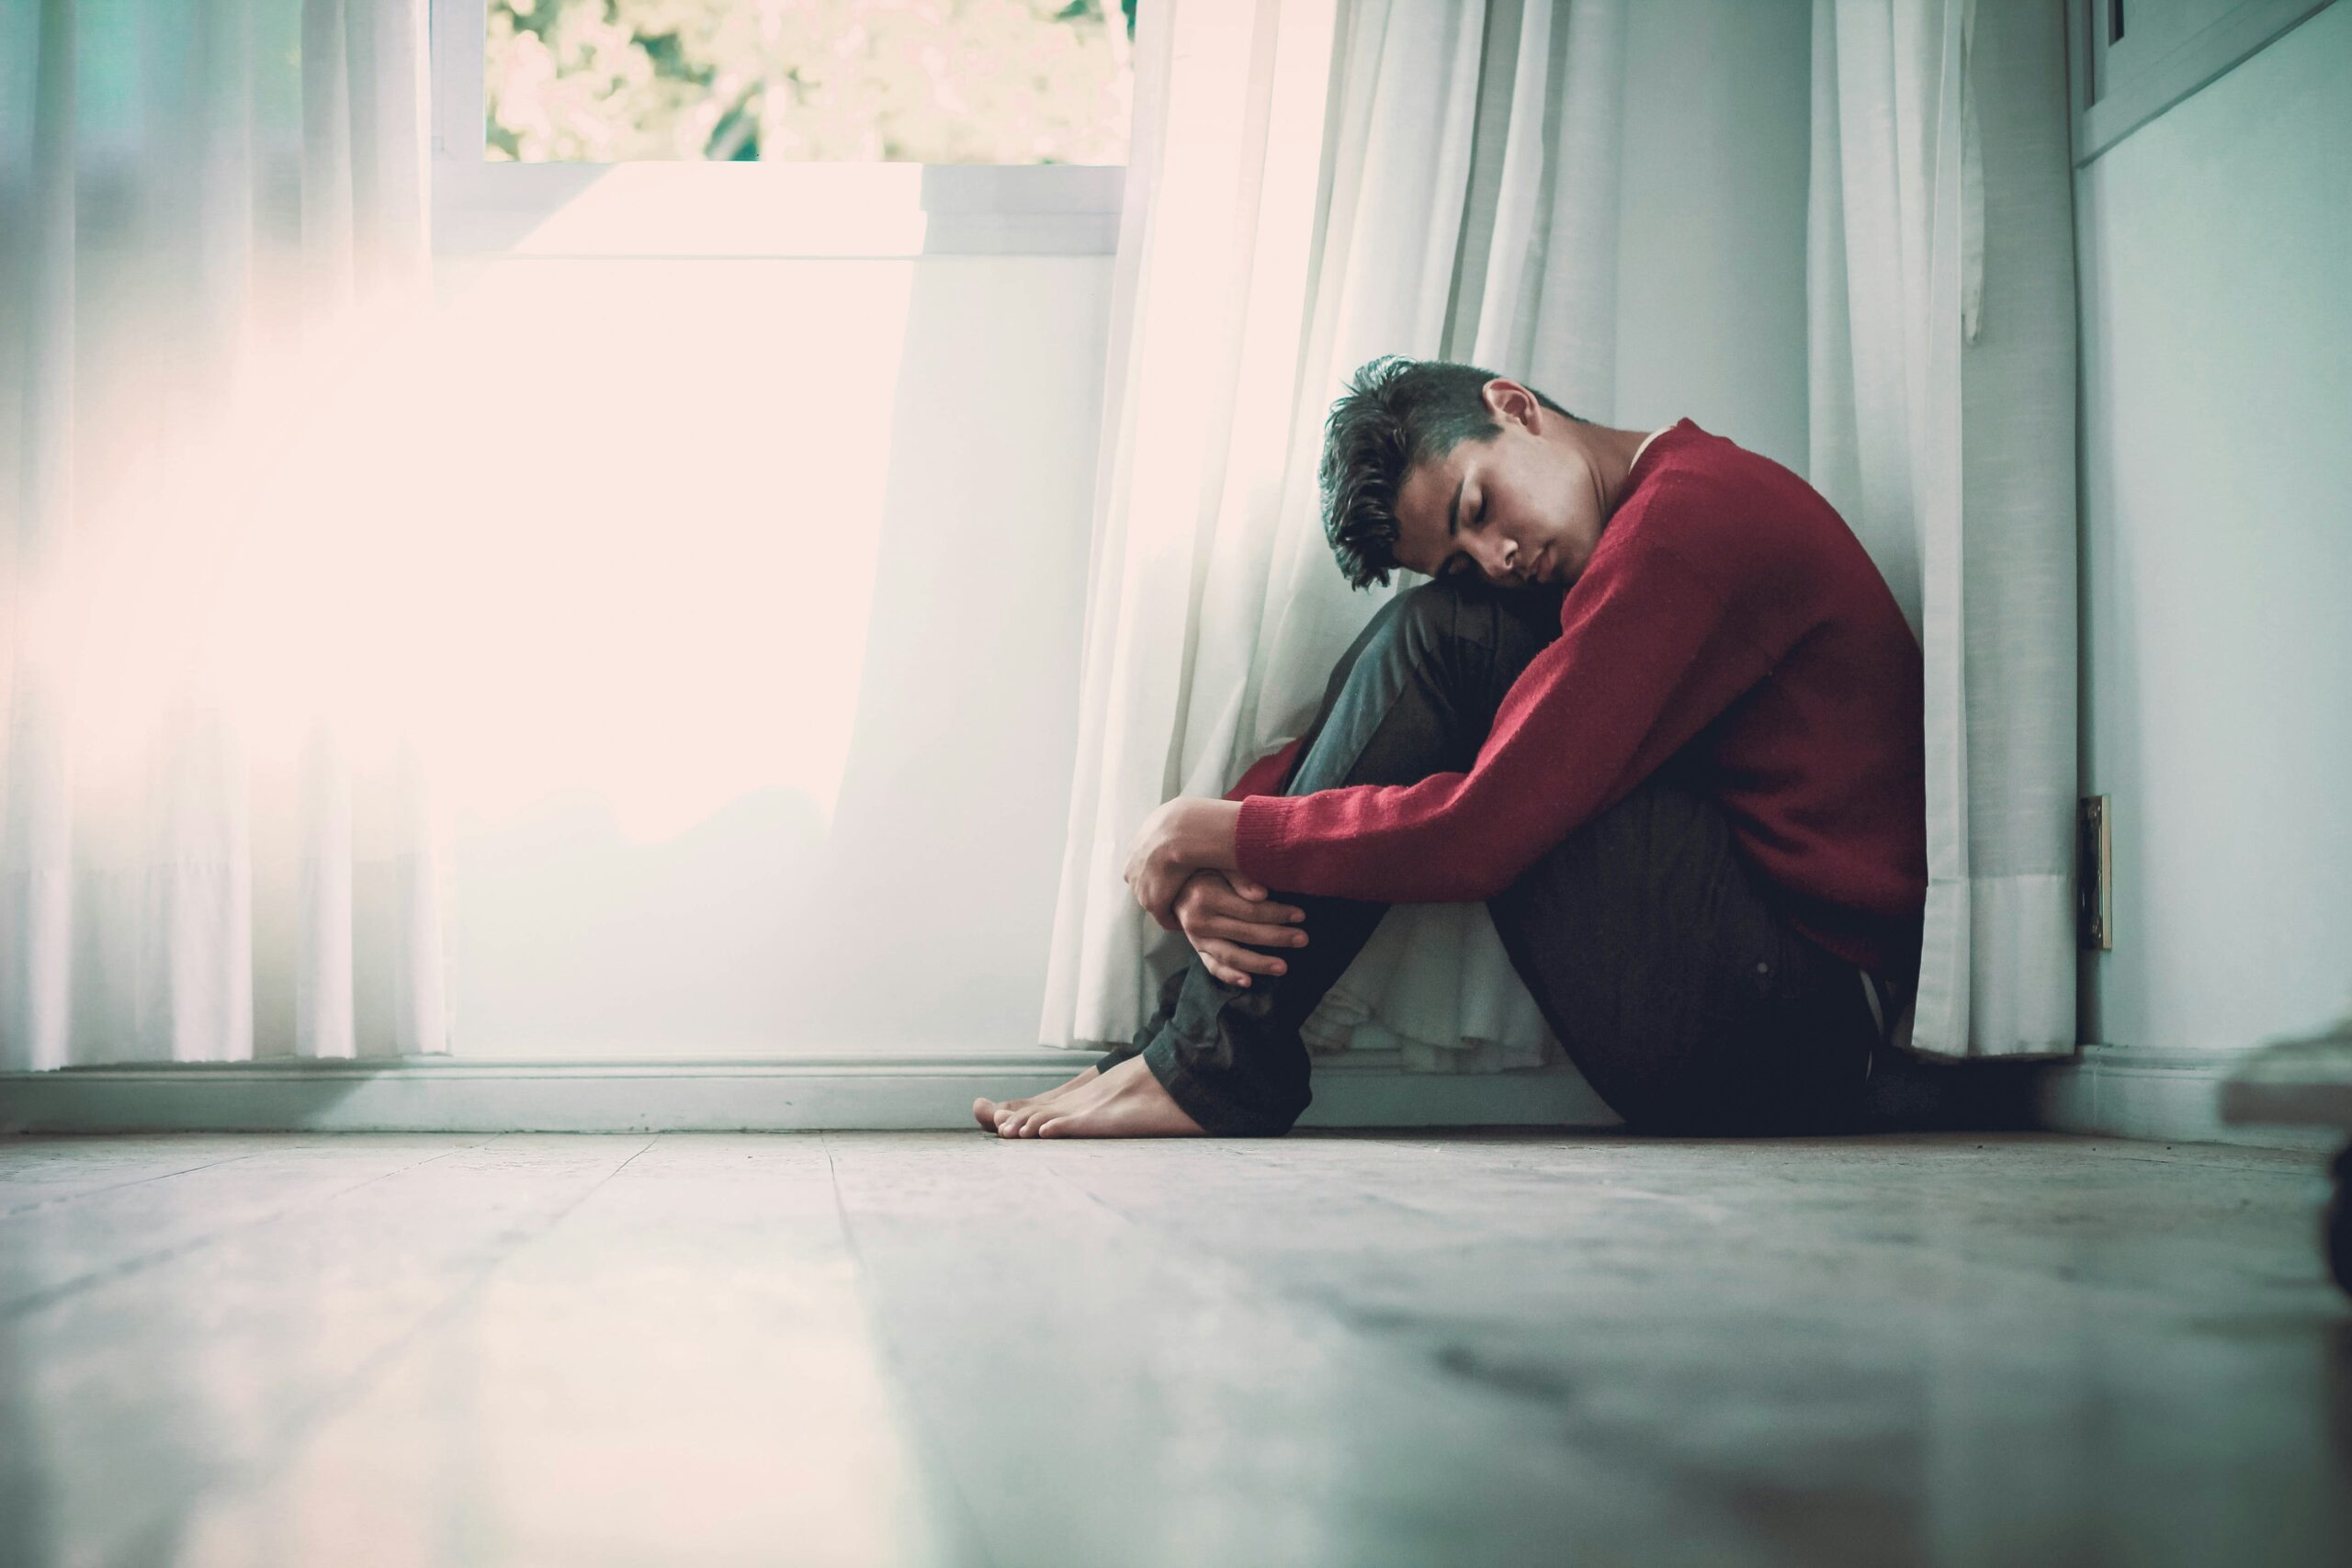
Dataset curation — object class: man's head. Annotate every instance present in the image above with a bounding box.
[1317,355,1611,592]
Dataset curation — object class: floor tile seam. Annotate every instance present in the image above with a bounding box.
[1034,1152,2335,1327]
[1043,1141,1978,1247]
[858,1141,1420,1372]
[1660,1156,2326,1203]
[2059,1145,2336,1175]
[817,1132,1003,1568]
[126,1133,664,1550]
[1250,1136,2065,1189]
[1006,1148,1764,1540]
[0,1133,502,1219]
[0,1133,514,1322]
[0,1148,277,1219]
[1050,1142,1984,1236]
[1024,1145,1589,1370]
[1039,1141,2327,1234]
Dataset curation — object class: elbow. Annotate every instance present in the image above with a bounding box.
[1437,850,1520,906]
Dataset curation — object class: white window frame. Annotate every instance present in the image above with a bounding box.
[427,0,1125,258]
[2065,0,2337,164]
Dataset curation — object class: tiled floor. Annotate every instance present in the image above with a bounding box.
[2,1131,2346,1566]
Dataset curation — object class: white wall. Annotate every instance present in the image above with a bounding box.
[1614,0,1814,472]
[431,255,1112,1055]
[2075,1,2352,1059]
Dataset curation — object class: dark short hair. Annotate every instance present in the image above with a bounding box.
[1317,355,1581,590]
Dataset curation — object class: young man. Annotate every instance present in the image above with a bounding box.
[977,355,1927,1140]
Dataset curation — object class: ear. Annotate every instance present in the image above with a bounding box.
[1483,378,1540,432]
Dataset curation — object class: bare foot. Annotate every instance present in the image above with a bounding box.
[985,1066,1101,1136]
[997,1055,1205,1140]
[973,1066,1099,1133]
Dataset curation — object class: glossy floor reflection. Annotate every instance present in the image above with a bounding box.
[1,1131,2345,1566]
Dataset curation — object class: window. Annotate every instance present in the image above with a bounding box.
[483,0,1134,164]
[2068,0,2334,164]
[430,0,1132,256]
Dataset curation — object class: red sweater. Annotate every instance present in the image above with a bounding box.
[1222,420,1927,982]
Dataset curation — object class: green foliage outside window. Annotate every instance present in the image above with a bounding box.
[486,0,1136,164]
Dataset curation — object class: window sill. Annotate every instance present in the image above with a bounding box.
[432,162,1125,258]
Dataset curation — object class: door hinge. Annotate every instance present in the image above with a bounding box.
[2078,795,2113,951]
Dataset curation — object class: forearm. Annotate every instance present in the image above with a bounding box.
[1123,796,1244,928]
[1173,797,1243,874]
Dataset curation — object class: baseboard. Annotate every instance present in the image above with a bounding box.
[27,1043,2334,1148]
[2035,1043,2339,1151]
[0,1051,1621,1134]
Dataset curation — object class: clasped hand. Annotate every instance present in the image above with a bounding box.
[1120,796,1307,983]
[1119,796,1243,929]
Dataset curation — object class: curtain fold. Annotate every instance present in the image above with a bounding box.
[1,0,447,1069]
[1807,0,2077,1059]
[1040,0,1630,1071]
[1052,0,2078,1070]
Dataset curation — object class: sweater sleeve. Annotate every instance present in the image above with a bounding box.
[1231,547,1782,902]
[1222,736,1304,802]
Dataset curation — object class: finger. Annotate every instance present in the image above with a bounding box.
[1204,939,1287,978]
[1196,941,1242,982]
[1201,890,1254,923]
[1208,888,1299,924]
[1229,876,1268,900]
[1211,887,1304,925]
[1210,918,1308,949]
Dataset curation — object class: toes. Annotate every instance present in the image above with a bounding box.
[1036,1105,1097,1137]
[994,1074,1114,1139]
[972,1097,1000,1131]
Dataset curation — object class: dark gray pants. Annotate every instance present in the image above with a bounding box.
[1095,573,1888,1137]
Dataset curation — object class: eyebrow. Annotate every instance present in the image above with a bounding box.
[1429,476,1468,576]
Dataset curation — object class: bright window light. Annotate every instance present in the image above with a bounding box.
[484,0,1136,164]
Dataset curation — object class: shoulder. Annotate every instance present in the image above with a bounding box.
[1604,424,1864,596]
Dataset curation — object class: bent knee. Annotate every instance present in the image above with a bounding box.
[1385,575,1561,673]
[1379,578,1479,666]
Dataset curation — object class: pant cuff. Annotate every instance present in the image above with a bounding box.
[1137,1032,1301,1137]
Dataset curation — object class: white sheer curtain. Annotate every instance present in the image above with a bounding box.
[0,0,447,1069]
[1807,0,2077,1058]
[1040,0,1630,1071]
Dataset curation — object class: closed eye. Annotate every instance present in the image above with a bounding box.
[1441,500,1487,578]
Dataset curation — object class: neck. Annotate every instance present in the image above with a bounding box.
[1587,423,1658,516]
